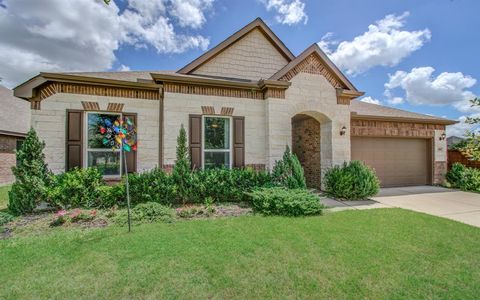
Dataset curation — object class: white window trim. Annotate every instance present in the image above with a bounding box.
[201,115,233,169]
[84,111,122,178]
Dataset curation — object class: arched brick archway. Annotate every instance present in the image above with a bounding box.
[292,114,321,188]
[291,111,332,189]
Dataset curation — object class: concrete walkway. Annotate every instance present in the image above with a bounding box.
[321,186,480,228]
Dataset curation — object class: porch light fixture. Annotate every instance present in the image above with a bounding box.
[340,126,347,136]
[439,132,446,141]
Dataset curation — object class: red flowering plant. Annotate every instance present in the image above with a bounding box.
[50,209,97,227]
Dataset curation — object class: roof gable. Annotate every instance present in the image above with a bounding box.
[177,18,294,79]
[270,44,358,92]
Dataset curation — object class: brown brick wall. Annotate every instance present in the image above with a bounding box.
[292,116,321,189]
[0,153,15,185]
[0,135,17,154]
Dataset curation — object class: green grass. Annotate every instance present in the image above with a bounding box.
[1,209,479,299]
[0,185,10,210]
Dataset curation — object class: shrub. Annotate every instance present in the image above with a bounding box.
[247,187,324,217]
[98,184,125,208]
[0,211,15,226]
[172,125,192,203]
[271,146,306,189]
[113,202,175,225]
[446,163,466,188]
[188,167,272,203]
[127,168,176,205]
[324,160,380,200]
[8,128,52,215]
[47,168,104,209]
[446,163,480,192]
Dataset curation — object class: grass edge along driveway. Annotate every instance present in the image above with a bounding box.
[1,208,479,299]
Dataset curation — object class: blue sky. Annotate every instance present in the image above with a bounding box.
[0,0,479,135]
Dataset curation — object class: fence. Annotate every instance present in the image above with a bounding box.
[447,150,480,169]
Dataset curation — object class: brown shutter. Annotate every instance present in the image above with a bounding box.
[123,113,137,173]
[189,114,202,169]
[66,110,83,171]
[233,116,245,168]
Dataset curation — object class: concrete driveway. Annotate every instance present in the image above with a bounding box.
[371,186,480,228]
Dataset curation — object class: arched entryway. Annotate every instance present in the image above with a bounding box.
[291,114,322,189]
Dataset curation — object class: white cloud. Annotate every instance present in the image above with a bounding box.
[0,0,212,88]
[170,0,214,29]
[360,96,381,105]
[447,115,480,137]
[118,64,131,71]
[319,12,431,75]
[262,0,308,25]
[384,67,477,110]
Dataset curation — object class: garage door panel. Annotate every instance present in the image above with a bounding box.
[351,137,431,187]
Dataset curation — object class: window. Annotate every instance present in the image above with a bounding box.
[203,116,231,169]
[86,112,122,176]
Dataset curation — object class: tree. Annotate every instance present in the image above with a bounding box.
[8,128,52,215]
[271,145,307,189]
[172,125,192,202]
[457,98,480,160]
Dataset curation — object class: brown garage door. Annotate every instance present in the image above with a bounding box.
[351,137,432,187]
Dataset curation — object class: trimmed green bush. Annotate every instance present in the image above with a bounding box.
[0,211,15,226]
[271,146,306,189]
[324,160,380,200]
[188,167,273,203]
[127,168,176,205]
[247,187,323,216]
[172,125,192,203]
[8,128,52,215]
[47,168,105,209]
[446,163,467,188]
[446,163,480,192]
[113,202,175,225]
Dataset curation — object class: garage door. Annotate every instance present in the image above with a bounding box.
[351,137,432,187]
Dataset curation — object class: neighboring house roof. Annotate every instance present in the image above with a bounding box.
[350,100,457,125]
[0,85,30,136]
[177,18,295,74]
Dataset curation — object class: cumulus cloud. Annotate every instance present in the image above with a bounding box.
[447,115,480,137]
[319,12,431,75]
[0,0,213,88]
[384,66,477,110]
[360,96,381,105]
[262,0,308,25]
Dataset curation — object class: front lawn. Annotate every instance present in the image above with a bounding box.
[1,209,479,299]
[0,185,10,210]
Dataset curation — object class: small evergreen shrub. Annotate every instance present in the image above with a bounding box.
[98,184,125,208]
[47,168,104,209]
[247,187,324,217]
[172,125,193,203]
[324,161,380,200]
[127,168,176,205]
[113,202,175,225]
[0,211,15,226]
[271,146,306,189]
[446,163,480,192]
[8,128,52,215]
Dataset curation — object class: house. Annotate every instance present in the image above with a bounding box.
[0,85,30,185]
[12,18,456,188]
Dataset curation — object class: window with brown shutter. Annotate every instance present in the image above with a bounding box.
[233,116,245,168]
[189,114,202,169]
[66,110,83,171]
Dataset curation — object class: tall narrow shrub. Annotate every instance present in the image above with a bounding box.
[271,145,306,189]
[172,125,192,202]
[8,128,51,215]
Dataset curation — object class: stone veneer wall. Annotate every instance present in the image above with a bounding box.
[292,116,321,189]
[31,93,160,174]
[192,28,289,81]
[0,135,17,185]
[162,92,267,167]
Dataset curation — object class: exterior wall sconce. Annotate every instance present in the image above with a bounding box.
[439,132,446,141]
[340,126,347,136]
